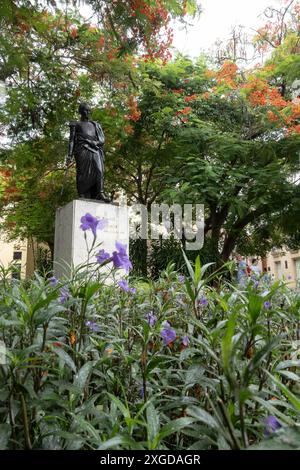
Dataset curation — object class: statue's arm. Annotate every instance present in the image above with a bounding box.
[96,122,105,146]
[67,121,77,162]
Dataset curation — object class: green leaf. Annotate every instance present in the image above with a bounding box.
[107,393,130,420]
[252,396,295,425]
[184,279,195,303]
[146,356,171,375]
[221,313,237,372]
[98,435,145,450]
[73,361,95,393]
[248,293,263,324]
[158,417,196,440]
[278,370,300,382]
[32,290,59,316]
[181,248,195,280]
[243,337,280,384]
[186,406,219,430]
[53,348,76,373]
[265,371,300,412]
[84,282,101,302]
[276,359,300,370]
[71,415,99,442]
[250,427,300,450]
[146,402,160,444]
[218,297,229,312]
[0,424,11,450]
[194,255,201,284]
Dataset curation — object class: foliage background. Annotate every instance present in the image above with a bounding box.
[0,0,300,272]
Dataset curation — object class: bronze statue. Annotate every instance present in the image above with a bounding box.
[67,103,110,202]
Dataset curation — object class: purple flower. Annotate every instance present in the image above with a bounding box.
[288,275,292,280]
[254,280,259,289]
[96,249,111,265]
[80,213,107,237]
[264,416,282,436]
[178,274,185,283]
[264,301,271,309]
[49,276,58,287]
[160,321,176,346]
[145,311,157,327]
[112,241,132,273]
[85,320,101,332]
[199,295,208,306]
[59,287,69,304]
[118,279,136,294]
[182,335,190,347]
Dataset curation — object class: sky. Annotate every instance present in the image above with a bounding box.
[172,0,281,58]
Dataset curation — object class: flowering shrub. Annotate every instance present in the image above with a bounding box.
[0,216,300,450]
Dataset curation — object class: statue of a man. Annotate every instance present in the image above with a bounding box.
[67,102,110,202]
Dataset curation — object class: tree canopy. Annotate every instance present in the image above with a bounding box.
[0,0,299,269]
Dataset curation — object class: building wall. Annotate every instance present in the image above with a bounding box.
[258,249,300,288]
[0,233,36,279]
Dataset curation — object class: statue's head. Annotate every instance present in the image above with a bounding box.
[78,102,91,119]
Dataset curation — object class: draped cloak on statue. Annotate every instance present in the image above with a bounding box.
[68,120,105,199]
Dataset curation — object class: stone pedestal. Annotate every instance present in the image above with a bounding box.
[53,199,129,280]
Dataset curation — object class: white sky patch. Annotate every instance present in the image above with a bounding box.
[172,0,281,57]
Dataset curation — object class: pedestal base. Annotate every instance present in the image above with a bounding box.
[53,199,129,280]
